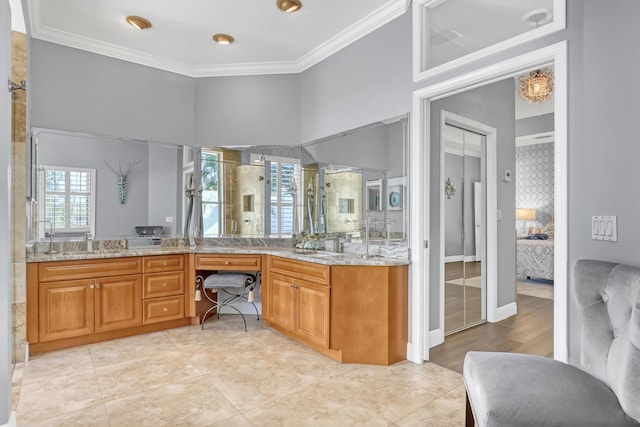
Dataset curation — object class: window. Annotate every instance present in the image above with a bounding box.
[38,166,96,239]
[201,149,222,235]
[264,156,301,235]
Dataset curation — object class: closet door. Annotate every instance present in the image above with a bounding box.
[444,125,486,335]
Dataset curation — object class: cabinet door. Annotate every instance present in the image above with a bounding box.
[95,275,143,333]
[268,273,296,333]
[39,279,95,342]
[296,281,330,348]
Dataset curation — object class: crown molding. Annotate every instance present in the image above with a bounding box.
[28,0,407,77]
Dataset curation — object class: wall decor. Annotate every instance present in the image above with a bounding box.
[105,160,141,204]
[388,176,405,210]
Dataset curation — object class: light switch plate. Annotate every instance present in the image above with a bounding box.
[592,215,617,242]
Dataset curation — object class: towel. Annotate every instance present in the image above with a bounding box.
[203,273,256,289]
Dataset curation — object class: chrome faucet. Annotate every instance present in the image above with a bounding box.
[35,220,58,254]
[85,232,94,251]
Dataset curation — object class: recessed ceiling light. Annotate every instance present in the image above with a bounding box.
[276,0,302,13]
[125,16,152,31]
[213,34,234,45]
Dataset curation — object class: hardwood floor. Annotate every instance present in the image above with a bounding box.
[430,293,554,373]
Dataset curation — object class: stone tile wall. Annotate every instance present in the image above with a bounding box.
[12,31,27,362]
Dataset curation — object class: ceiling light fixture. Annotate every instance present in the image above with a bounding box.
[125,16,152,31]
[519,69,554,104]
[276,0,302,13]
[213,34,234,45]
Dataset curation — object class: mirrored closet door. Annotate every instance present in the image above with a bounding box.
[444,124,487,335]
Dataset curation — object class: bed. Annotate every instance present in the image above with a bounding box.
[516,239,554,281]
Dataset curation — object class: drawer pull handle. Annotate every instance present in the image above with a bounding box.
[162,282,168,287]
[225,261,230,265]
[162,262,168,266]
[163,307,168,312]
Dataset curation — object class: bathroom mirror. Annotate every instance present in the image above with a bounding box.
[30,128,183,242]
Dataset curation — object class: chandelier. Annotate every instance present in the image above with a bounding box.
[519,69,554,104]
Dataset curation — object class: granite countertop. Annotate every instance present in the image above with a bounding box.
[26,245,410,267]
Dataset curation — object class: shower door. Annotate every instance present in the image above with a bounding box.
[444,124,487,335]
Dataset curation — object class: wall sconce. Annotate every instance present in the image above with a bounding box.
[519,69,554,104]
[444,177,456,199]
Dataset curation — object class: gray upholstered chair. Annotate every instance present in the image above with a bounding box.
[463,259,640,426]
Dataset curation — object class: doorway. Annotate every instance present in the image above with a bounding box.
[408,42,567,364]
[443,123,487,335]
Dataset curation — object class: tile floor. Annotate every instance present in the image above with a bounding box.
[12,316,465,426]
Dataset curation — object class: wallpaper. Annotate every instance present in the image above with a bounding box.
[516,142,554,232]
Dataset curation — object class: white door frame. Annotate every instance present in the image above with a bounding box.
[409,41,568,363]
[438,112,497,345]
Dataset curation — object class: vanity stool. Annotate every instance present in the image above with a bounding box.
[200,272,260,331]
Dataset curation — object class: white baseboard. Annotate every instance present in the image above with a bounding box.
[494,302,517,322]
[1,412,16,427]
[428,328,444,349]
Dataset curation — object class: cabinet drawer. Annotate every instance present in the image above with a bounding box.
[195,254,261,271]
[143,271,184,298]
[269,256,329,286]
[39,257,142,282]
[143,254,184,273]
[143,295,185,324]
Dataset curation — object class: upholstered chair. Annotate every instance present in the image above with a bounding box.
[463,259,640,426]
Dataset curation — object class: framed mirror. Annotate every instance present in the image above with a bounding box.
[29,128,183,242]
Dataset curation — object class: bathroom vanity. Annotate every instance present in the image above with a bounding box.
[26,246,408,365]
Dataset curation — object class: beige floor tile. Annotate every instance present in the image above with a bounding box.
[17,369,103,424]
[242,380,389,427]
[104,376,239,427]
[394,384,466,426]
[13,316,468,426]
[88,330,179,368]
[94,350,202,401]
[203,356,325,412]
[18,402,110,427]
[21,346,94,386]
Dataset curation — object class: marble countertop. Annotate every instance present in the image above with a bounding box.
[26,245,409,266]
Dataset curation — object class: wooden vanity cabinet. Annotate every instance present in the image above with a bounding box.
[142,254,185,324]
[36,257,143,343]
[28,254,190,353]
[266,256,331,350]
[264,255,408,365]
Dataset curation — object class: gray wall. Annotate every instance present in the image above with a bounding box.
[29,40,196,146]
[516,112,554,137]
[300,12,412,143]
[429,79,516,329]
[2,1,12,422]
[194,75,300,147]
[147,144,181,236]
[567,0,640,363]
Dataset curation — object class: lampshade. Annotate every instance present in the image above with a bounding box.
[519,69,554,104]
[516,208,536,221]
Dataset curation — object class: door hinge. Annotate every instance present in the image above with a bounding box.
[424,240,428,248]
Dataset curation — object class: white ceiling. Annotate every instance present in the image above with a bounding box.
[18,0,407,77]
